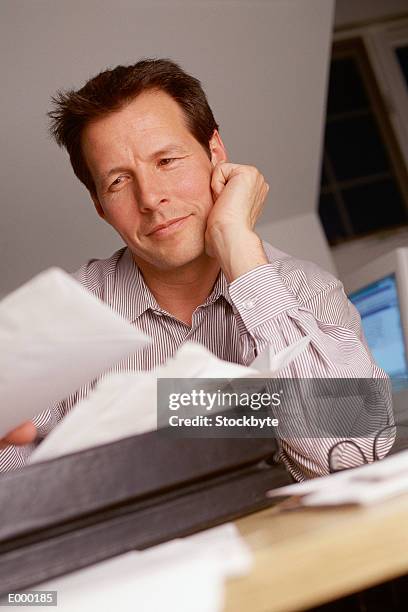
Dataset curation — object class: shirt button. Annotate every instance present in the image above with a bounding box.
[242,299,256,310]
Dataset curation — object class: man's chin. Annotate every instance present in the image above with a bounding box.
[131,245,208,272]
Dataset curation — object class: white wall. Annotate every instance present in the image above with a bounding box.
[0,0,335,296]
[259,213,337,276]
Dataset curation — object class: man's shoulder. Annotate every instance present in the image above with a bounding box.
[262,241,341,305]
[72,247,127,295]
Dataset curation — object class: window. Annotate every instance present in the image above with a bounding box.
[319,34,408,246]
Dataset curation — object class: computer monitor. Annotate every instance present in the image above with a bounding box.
[343,248,408,384]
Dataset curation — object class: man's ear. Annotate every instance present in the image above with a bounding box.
[90,192,106,220]
[209,130,228,167]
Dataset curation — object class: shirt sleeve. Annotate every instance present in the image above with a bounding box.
[228,263,394,481]
[0,406,60,473]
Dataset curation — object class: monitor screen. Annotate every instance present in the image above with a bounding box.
[349,274,408,379]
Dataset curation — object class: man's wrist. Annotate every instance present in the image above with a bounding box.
[207,227,268,283]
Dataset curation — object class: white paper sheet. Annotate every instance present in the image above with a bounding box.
[0,268,150,437]
[10,524,252,612]
[267,448,408,506]
[30,337,311,464]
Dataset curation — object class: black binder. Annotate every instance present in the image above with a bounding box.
[0,431,290,594]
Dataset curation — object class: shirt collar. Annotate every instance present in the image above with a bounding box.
[111,247,233,323]
[202,267,233,308]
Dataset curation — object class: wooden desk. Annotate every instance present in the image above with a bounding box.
[225,491,408,612]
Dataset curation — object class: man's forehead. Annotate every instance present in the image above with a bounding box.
[85,89,194,142]
[81,92,196,178]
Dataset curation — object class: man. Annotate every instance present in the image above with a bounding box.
[0,59,392,478]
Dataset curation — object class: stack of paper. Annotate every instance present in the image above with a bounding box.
[267,448,408,506]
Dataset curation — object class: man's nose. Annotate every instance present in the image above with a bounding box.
[135,169,167,212]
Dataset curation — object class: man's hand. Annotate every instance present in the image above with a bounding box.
[0,422,37,449]
[205,163,269,282]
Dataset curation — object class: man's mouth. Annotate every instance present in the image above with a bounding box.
[147,215,191,237]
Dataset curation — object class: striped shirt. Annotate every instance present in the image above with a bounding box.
[0,242,393,479]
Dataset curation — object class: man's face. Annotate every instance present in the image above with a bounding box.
[82,89,226,271]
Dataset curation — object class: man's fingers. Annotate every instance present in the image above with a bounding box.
[210,162,242,199]
[211,163,267,198]
[0,421,37,448]
[211,162,229,199]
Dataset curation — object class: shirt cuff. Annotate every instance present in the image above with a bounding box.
[228,264,299,332]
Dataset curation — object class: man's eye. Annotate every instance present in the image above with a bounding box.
[110,176,124,188]
[158,158,175,167]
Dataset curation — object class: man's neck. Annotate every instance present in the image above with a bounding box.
[132,253,221,326]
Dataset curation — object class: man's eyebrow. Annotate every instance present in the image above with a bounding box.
[151,144,189,158]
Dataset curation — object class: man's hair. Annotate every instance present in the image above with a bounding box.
[48,58,219,194]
